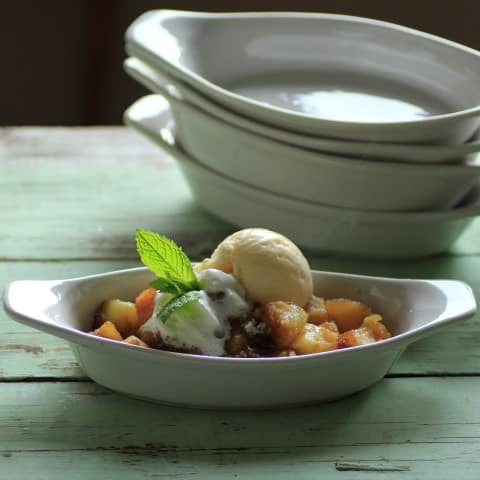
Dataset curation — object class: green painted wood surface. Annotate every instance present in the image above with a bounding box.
[1,127,479,260]
[0,127,232,261]
[1,127,480,478]
[1,379,480,479]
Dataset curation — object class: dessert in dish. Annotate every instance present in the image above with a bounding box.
[3,232,475,406]
[90,228,391,356]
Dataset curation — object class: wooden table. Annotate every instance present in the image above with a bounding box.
[2,127,480,479]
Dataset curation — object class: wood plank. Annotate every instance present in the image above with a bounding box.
[1,257,480,379]
[1,379,479,479]
[0,127,233,260]
[2,129,479,478]
[1,127,479,260]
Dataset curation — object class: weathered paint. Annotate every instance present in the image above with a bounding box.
[1,127,480,479]
[0,380,479,479]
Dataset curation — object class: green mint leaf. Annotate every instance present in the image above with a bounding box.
[149,278,183,295]
[158,291,201,323]
[136,229,199,294]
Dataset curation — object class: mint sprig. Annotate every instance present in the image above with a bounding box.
[136,229,201,322]
[157,291,201,324]
[136,229,200,295]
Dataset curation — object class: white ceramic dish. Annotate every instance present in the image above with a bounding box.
[126,10,480,143]
[124,95,480,259]
[3,267,476,408]
[125,57,480,164]
[128,89,480,212]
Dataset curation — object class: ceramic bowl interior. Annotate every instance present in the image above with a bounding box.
[126,10,480,141]
[124,57,480,164]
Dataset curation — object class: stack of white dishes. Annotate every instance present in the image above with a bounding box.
[123,10,480,258]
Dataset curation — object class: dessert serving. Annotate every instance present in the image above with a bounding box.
[4,227,475,407]
[90,228,391,357]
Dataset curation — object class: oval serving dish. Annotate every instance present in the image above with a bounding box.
[124,57,480,165]
[124,95,480,259]
[3,267,476,408]
[126,10,480,143]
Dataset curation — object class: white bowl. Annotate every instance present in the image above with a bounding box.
[124,95,480,259]
[126,10,480,143]
[127,90,480,212]
[3,267,476,408]
[124,57,480,165]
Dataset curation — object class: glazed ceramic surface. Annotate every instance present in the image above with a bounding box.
[126,10,480,143]
[3,266,476,408]
[139,91,480,212]
[123,95,480,258]
[125,57,480,165]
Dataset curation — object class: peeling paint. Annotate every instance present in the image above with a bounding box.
[0,344,45,355]
[335,462,410,472]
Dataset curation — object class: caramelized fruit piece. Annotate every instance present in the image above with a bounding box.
[124,335,149,348]
[292,323,339,354]
[91,320,123,341]
[325,298,372,333]
[135,288,156,324]
[261,301,307,349]
[337,315,391,349]
[337,328,375,349]
[305,296,329,324]
[363,314,391,340]
[94,299,139,336]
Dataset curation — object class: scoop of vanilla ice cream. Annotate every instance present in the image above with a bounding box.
[198,228,313,307]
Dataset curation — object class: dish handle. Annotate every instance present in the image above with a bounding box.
[416,279,477,337]
[123,95,183,161]
[3,279,66,325]
[124,57,183,103]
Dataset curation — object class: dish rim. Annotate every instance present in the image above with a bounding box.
[3,266,477,366]
[123,56,480,164]
[126,9,480,128]
[163,80,480,175]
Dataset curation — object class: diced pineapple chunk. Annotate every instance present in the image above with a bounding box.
[94,299,138,337]
[124,335,149,348]
[135,288,157,324]
[325,298,372,333]
[91,320,123,341]
[337,314,391,349]
[292,323,339,354]
[261,301,307,349]
[305,296,329,325]
[337,327,375,349]
[363,314,391,341]
[321,321,340,334]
